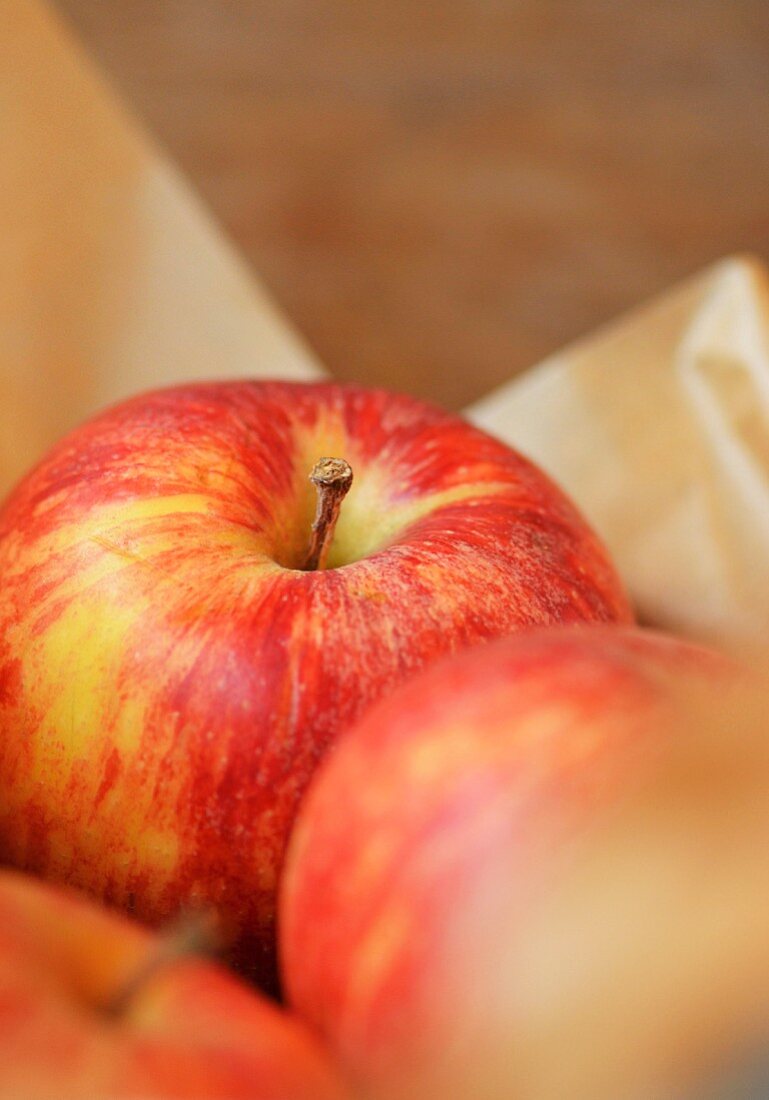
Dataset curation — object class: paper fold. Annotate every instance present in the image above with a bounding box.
[0,0,324,494]
[468,256,769,644]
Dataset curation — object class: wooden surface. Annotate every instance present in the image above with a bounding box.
[56,1,769,412]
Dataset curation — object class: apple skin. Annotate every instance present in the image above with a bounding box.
[281,626,769,1100]
[0,380,630,984]
[0,869,350,1100]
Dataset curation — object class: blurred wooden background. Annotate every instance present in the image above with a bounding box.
[56,1,769,411]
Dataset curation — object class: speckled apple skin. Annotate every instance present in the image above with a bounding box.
[0,870,350,1099]
[280,627,730,1099]
[0,381,631,984]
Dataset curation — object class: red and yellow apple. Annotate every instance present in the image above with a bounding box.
[0,380,630,983]
[0,869,349,1099]
[281,626,769,1100]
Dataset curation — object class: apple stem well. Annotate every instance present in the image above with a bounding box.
[103,911,220,1019]
[302,457,354,571]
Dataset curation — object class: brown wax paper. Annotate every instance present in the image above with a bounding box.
[0,0,322,496]
[468,256,769,646]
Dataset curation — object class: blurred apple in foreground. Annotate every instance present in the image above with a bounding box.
[281,626,769,1100]
[0,869,349,1100]
[0,380,630,985]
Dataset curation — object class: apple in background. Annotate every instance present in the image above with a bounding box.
[281,626,769,1100]
[0,380,630,986]
[0,869,350,1100]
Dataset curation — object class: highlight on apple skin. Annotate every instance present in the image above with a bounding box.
[0,868,350,1100]
[280,625,769,1100]
[0,380,631,985]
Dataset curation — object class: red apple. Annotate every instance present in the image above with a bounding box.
[0,380,630,984]
[281,626,769,1100]
[0,868,350,1099]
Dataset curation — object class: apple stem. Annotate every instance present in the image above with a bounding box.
[104,910,220,1020]
[302,457,353,571]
